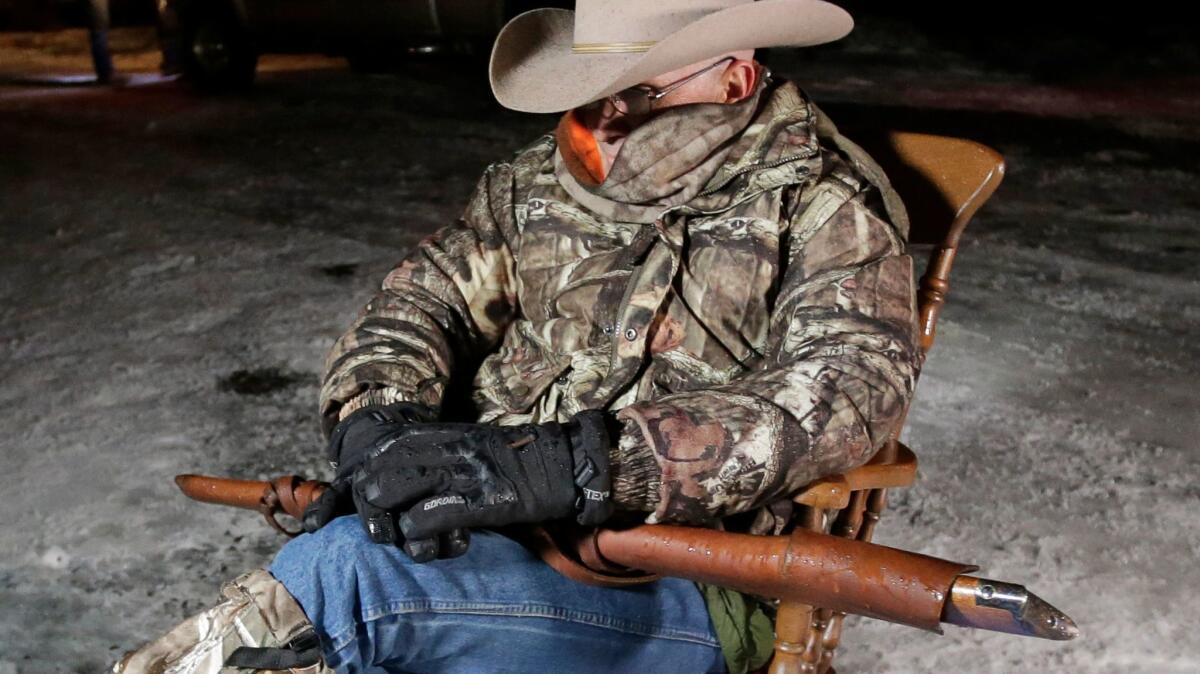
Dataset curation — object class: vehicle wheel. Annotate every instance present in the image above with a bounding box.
[180,4,257,90]
[345,48,404,74]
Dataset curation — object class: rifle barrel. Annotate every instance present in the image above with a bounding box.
[942,575,1079,640]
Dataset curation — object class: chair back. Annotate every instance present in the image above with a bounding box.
[851,131,1006,353]
[766,132,1006,674]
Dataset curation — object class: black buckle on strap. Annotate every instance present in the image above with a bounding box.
[224,628,322,671]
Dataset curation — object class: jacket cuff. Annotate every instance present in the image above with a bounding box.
[322,387,439,438]
[337,388,407,421]
[607,412,662,513]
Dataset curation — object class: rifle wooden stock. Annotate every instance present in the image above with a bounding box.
[174,473,1077,640]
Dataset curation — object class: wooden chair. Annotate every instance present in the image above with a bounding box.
[765,131,1007,674]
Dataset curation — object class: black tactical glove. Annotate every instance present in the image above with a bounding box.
[350,409,613,560]
[328,401,437,472]
[301,401,471,560]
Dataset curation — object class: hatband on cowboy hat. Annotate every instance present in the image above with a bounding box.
[489,0,853,114]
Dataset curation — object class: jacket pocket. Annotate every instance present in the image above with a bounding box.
[474,320,572,413]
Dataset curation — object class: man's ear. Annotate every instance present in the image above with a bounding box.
[721,59,759,103]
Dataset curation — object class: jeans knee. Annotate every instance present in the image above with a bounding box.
[270,516,370,589]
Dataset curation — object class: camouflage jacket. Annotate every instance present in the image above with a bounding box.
[318,74,919,534]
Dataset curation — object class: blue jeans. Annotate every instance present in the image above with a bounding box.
[269,516,726,674]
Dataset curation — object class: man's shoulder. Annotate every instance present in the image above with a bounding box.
[805,104,910,238]
[790,145,909,247]
[471,133,559,213]
[488,133,557,180]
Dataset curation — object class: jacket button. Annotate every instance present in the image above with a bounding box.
[624,327,638,341]
[602,325,614,335]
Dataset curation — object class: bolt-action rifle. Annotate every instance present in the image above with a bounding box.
[174,473,1078,641]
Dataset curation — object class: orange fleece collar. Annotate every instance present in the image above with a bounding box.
[555,108,607,186]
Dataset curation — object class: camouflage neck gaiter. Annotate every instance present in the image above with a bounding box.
[554,70,771,224]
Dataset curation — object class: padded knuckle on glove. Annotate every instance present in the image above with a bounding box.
[402,536,440,563]
[440,528,470,559]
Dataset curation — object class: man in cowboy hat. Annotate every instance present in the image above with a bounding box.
[114,2,918,673]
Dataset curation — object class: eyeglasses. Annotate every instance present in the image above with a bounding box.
[584,56,737,117]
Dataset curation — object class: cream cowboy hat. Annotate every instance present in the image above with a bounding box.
[488,0,854,114]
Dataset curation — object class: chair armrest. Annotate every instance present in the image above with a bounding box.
[795,474,851,509]
[793,442,918,509]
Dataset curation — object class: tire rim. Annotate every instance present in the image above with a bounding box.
[192,22,233,75]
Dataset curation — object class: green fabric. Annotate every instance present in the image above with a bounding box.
[699,583,775,674]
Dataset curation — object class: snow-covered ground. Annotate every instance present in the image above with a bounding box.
[1,17,1197,674]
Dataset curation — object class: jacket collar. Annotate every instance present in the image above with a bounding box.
[553,72,822,224]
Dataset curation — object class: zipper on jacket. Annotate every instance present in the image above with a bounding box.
[697,155,812,197]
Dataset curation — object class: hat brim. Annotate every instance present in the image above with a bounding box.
[489,0,853,114]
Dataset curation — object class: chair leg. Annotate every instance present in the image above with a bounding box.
[856,438,897,545]
[771,599,818,674]
[806,609,831,671]
[814,490,869,674]
[776,439,904,674]
[858,487,888,544]
[815,487,891,674]
[812,437,899,674]
[770,507,827,674]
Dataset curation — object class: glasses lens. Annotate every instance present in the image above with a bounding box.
[613,89,650,116]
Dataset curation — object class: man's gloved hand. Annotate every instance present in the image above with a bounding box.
[301,401,472,560]
[349,410,614,561]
